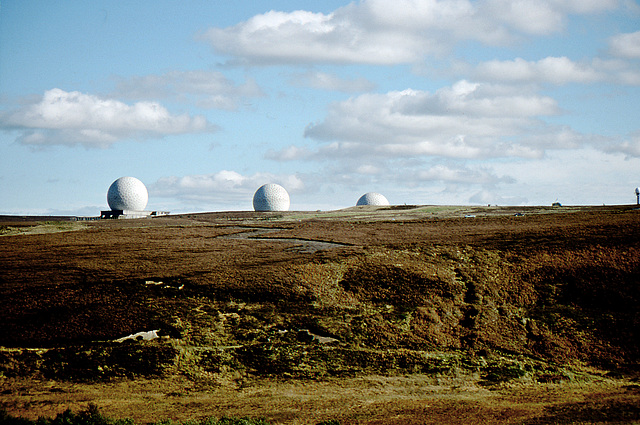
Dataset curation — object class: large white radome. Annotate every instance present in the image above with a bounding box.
[253,183,290,212]
[107,176,149,211]
[356,192,389,206]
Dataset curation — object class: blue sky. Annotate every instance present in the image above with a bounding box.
[1,0,639,215]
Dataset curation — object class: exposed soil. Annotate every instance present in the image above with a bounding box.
[1,205,639,424]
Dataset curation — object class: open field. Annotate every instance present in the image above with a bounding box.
[1,205,639,424]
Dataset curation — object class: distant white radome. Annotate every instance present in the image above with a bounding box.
[356,192,389,206]
[107,176,149,211]
[253,183,290,212]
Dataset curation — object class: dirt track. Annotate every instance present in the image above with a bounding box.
[1,205,639,424]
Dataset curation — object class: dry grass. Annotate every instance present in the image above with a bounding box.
[3,373,639,424]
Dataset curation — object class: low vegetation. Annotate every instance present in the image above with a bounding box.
[0,404,275,425]
[1,206,639,423]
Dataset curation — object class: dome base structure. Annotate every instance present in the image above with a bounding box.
[100,209,169,219]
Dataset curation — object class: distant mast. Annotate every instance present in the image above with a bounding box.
[636,187,639,205]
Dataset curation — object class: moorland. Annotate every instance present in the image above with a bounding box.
[1,204,639,424]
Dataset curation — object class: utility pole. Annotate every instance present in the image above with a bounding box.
[636,187,639,205]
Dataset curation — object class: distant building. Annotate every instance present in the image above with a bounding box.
[100,210,169,219]
[101,176,168,219]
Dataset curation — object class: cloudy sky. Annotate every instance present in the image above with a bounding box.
[1,0,639,215]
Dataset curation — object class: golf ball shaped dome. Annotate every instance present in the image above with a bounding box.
[107,176,148,211]
[253,183,290,212]
[356,192,389,206]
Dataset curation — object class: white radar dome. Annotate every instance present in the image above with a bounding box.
[356,192,389,206]
[253,183,290,212]
[107,176,149,211]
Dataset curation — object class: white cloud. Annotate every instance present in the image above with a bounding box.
[0,88,212,148]
[114,70,264,110]
[475,56,604,84]
[412,163,514,185]
[609,31,640,58]
[553,0,621,14]
[264,145,312,161]
[480,0,563,35]
[470,56,640,86]
[304,80,565,160]
[297,158,522,206]
[200,0,624,65]
[478,0,619,35]
[487,147,640,205]
[147,150,639,211]
[348,148,638,207]
[150,170,304,208]
[356,164,381,175]
[200,8,425,65]
[469,190,528,205]
[289,71,375,92]
[594,58,640,85]
[604,132,640,158]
